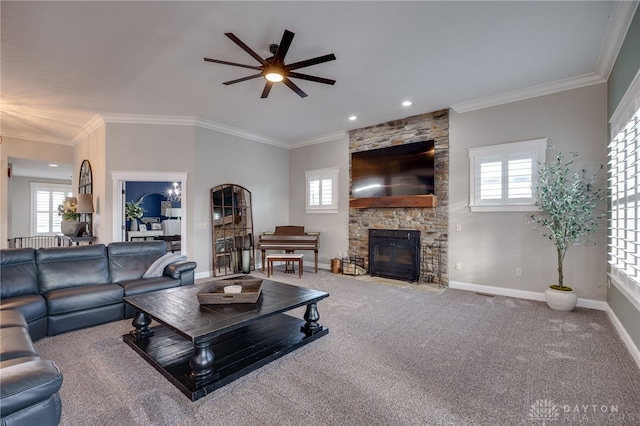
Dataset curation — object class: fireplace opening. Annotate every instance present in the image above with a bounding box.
[368,229,421,282]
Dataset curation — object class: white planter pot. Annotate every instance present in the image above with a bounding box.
[544,287,577,312]
[61,221,80,236]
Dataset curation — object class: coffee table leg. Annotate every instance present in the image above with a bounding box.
[189,341,216,383]
[300,302,323,336]
[131,311,154,340]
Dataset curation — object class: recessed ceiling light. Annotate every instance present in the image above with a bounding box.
[402,100,412,107]
[49,164,58,167]
[348,115,357,121]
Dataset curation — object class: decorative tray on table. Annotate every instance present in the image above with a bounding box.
[196,278,264,305]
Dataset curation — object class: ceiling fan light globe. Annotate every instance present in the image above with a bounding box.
[265,71,284,83]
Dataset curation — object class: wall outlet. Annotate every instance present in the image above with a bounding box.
[515,268,522,276]
[456,224,462,232]
[455,262,462,270]
[196,223,207,229]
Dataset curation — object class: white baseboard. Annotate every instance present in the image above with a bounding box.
[605,304,640,370]
[448,280,608,310]
[449,280,640,370]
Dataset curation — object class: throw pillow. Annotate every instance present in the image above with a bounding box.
[143,253,187,278]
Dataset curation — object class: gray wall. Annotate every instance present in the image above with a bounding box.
[289,134,350,267]
[7,176,72,238]
[606,7,640,352]
[449,83,608,301]
[1,138,75,247]
[194,126,290,275]
[104,122,290,277]
[105,122,196,247]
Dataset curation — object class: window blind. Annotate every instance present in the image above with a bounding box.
[608,106,640,305]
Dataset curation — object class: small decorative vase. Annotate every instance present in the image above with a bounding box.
[61,220,80,236]
[129,219,138,231]
[545,287,578,312]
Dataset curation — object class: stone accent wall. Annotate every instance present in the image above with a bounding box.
[348,109,449,285]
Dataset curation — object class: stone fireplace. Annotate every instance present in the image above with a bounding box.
[369,229,421,282]
[349,110,449,286]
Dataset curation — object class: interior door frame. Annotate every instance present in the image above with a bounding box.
[111,171,187,255]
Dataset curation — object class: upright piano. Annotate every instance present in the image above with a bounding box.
[258,226,320,273]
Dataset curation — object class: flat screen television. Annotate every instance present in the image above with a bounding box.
[351,140,435,198]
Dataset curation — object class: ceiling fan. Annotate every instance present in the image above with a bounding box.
[204,29,336,98]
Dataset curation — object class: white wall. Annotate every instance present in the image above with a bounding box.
[289,134,350,266]
[449,84,608,301]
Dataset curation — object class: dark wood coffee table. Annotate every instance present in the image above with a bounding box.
[122,278,329,401]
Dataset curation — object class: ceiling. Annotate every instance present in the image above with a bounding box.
[1,1,635,151]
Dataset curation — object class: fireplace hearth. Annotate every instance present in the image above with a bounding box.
[368,229,421,282]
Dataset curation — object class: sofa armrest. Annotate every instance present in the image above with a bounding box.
[0,359,63,417]
[163,261,197,282]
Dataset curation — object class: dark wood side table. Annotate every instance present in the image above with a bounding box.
[57,235,97,246]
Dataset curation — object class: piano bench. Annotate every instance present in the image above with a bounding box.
[266,254,304,278]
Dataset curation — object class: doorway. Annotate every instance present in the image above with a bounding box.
[112,171,187,255]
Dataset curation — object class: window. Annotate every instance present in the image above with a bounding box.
[608,74,640,308]
[30,183,73,234]
[305,168,338,214]
[468,138,547,212]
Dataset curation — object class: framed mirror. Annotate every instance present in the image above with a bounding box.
[211,184,254,276]
[77,160,93,236]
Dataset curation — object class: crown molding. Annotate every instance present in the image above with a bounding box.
[451,72,606,114]
[193,117,288,148]
[72,113,289,148]
[451,1,638,114]
[596,0,639,79]
[71,114,106,144]
[290,130,348,149]
[1,130,72,146]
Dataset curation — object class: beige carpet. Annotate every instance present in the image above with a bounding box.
[354,274,446,294]
[35,269,640,425]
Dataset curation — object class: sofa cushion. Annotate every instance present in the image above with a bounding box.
[0,248,39,299]
[37,245,110,294]
[0,295,47,324]
[0,359,63,419]
[44,284,124,315]
[143,253,187,278]
[108,241,167,283]
[0,327,38,361]
[0,310,29,328]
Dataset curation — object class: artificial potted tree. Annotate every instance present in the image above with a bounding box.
[530,152,605,311]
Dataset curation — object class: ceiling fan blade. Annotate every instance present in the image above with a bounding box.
[204,57,262,71]
[225,32,269,66]
[283,77,308,98]
[223,74,264,85]
[261,81,273,98]
[287,53,336,71]
[272,30,294,65]
[288,72,336,86]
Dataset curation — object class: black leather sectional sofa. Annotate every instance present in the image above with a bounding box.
[0,241,197,425]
